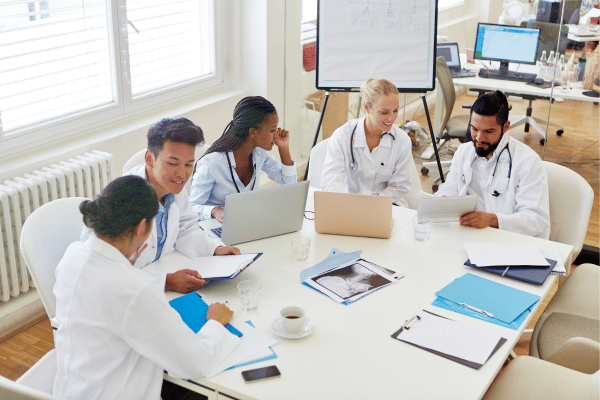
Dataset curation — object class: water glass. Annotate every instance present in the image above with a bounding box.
[291,237,311,261]
[413,216,432,242]
[237,280,262,312]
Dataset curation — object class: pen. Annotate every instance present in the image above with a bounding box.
[501,266,510,277]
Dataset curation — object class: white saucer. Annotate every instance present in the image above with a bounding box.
[271,317,314,339]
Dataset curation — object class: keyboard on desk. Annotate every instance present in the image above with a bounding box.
[211,227,222,238]
[478,69,536,83]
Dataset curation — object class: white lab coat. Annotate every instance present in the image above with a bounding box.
[435,134,550,239]
[190,148,297,220]
[53,235,240,400]
[82,163,224,287]
[321,117,413,207]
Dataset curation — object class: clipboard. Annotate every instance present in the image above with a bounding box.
[185,253,262,280]
[391,310,506,370]
[169,292,243,337]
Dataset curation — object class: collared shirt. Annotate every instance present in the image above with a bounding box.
[190,148,297,220]
[154,193,175,261]
[435,134,550,239]
[320,117,413,207]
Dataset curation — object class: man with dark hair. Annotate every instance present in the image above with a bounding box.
[84,118,240,293]
[435,91,550,239]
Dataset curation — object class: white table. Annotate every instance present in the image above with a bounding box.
[567,24,600,42]
[145,192,573,400]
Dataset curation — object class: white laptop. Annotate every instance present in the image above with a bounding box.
[417,195,477,222]
[314,191,393,239]
[199,180,310,245]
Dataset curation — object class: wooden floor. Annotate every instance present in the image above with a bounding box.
[0,92,597,383]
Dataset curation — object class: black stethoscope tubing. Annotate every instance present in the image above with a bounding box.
[490,144,512,197]
[226,152,256,193]
[349,121,396,171]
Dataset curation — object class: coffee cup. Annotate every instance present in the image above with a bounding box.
[280,306,306,334]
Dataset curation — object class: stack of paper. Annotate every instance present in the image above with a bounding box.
[463,243,557,285]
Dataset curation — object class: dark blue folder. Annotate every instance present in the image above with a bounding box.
[464,258,557,286]
[169,292,242,337]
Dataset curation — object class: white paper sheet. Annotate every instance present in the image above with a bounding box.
[541,248,567,275]
[185,254,259,279]
[464,243,549,267]
[205,322,278,378]
[398,312,502,365]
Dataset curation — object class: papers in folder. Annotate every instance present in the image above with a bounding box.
[432,273,540,330]
[185,253,262,280]
[464,243,549,267]
[391,311,505,369]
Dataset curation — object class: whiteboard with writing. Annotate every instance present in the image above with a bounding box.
[317,0,437,92]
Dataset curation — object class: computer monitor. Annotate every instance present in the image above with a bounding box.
[474,23,541,74]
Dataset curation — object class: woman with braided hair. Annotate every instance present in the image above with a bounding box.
[190,96,297,221]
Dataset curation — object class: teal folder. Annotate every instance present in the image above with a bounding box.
[432,273,540,330]
[169,292,242,337]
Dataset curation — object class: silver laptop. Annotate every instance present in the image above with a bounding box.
[199,181,310,245]
[417,195,477,222]
[436,42,476,78]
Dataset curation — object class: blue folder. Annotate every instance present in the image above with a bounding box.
[169,292,242,337]
[432,273,540,330]
[464,258,556,286]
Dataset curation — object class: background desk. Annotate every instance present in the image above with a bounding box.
[432,59,598,150]
[145,192,573,400]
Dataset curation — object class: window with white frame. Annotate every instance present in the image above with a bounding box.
[0,0,220,149]
[438,0,464,10]
[301,0,317,45]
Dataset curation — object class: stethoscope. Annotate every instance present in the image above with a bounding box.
[349,121,396,171]
[226,152,256,193]
[462,142,512,197]
[489,144,512,197]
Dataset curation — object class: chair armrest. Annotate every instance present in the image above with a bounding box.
[545,337,600,374]
[461,104,472,109]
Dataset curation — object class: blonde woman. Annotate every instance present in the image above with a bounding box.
[321,78,412,207]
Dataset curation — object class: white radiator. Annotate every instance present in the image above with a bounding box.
[0,150,113,302]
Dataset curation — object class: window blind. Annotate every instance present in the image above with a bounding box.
[125,0,214,98]
[0,0,113,134]
[301,0,317,45]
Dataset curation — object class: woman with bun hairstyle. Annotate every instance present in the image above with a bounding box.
[190,96,297,222]
[53,175,240,400]
[321,78,413,207]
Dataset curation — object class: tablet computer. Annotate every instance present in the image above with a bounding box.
[417,195,477,222]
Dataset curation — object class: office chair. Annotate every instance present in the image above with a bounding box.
[482,355,599,400]
[514,21,569,144]
[307,138,432,209]
[529,263,599,373]
[542,160,594,264]
[20,197,87,329]
[122,144,208,194]
[10,349,59,397]
[307,138,329,189]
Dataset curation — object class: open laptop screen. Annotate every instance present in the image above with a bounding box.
[436,42,461,69]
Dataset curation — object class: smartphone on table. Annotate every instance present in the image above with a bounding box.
[241,365,281,383]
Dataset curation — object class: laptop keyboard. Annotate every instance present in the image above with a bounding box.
[211,227,222,238]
